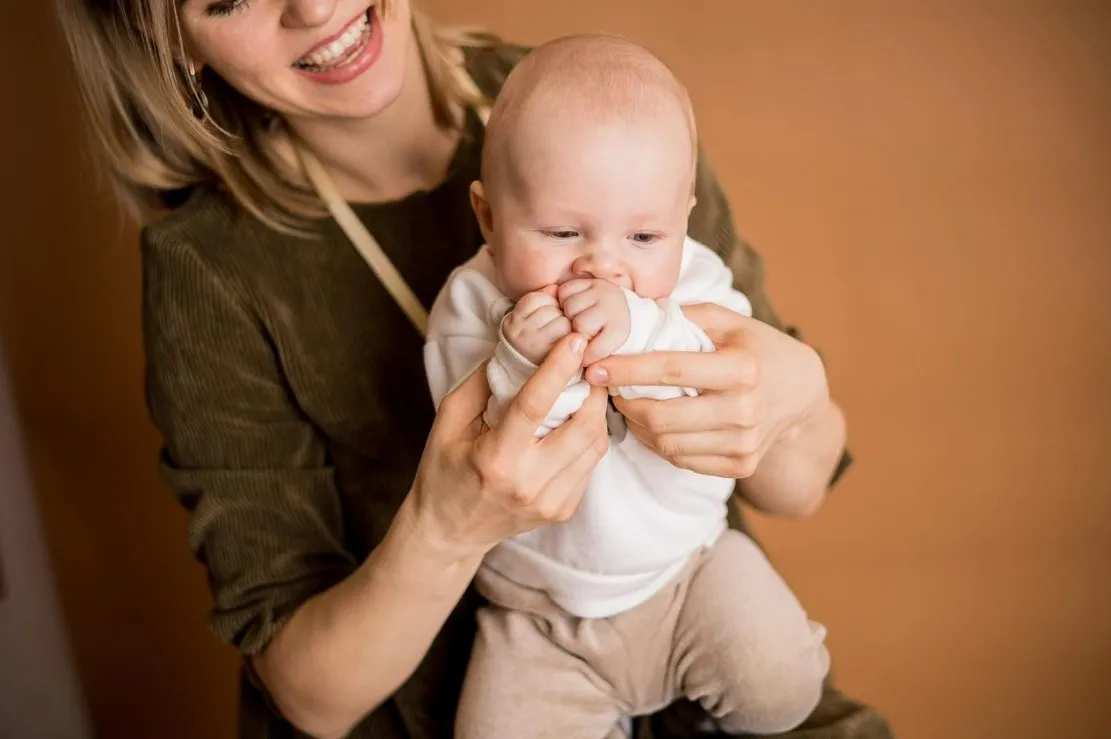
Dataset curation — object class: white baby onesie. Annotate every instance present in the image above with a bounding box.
[423,236,753,618]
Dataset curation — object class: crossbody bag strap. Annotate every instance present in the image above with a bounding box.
[294,62,491,338]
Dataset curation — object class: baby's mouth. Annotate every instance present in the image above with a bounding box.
[292,9,373,73]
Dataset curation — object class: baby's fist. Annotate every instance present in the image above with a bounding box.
[503,286,573,365]
[557,279,631,365]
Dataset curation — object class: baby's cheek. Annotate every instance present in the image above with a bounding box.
[630,251,684,299]
[499,252,567,300]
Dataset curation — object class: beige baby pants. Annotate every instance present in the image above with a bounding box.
[454,529,831,739]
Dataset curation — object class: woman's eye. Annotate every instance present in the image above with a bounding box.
[206,0,250,17]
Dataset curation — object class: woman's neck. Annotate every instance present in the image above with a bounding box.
[282,39,465,204]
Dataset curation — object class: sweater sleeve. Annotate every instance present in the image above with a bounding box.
[687,147,853,488]
[141,228,356,656]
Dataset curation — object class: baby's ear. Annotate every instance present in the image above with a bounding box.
[688,193,698,215]
[470,180,495,244]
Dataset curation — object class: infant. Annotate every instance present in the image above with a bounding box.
[424,34,829,739]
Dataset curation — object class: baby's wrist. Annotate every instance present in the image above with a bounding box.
[507,335,541,364]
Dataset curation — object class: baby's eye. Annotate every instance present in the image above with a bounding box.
[543,229,580,240]
[631,232,662,245]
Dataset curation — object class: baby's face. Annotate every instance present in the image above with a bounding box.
[478,115,695,301]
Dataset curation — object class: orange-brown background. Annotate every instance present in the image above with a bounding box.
[2,1,1109,737]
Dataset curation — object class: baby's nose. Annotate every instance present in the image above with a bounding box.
[571,253,624,281]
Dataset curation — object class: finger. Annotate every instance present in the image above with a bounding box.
[536,314,573,345]
[560,289,598,320]
[515,291,559,318]
[434,364,492,438]
[616,390,761,434]
[679,302,749,345]
[585,348,758,392]
[535,385,609,478]
[495,333,588,446]
[670,454,761,479]
[532,417,609,522]
[612,395,731,435]
[570,304,608,338]
[582,322,627,365]
[511,293,545,318]
[531,306,567,329]
[653,428,763,461]
[516,305,563,333]
[556,279,593,303]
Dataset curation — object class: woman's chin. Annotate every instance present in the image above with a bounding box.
[273,71,402,123]
[295,51,406,121]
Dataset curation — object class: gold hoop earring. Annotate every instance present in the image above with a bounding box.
[186,59,209,120]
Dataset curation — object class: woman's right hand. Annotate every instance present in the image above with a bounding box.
[407,333,610,559]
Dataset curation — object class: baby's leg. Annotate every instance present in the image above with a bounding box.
[671,530,830,735]
[455,604,627,739]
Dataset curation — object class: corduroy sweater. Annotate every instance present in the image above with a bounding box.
[141,40,887,739]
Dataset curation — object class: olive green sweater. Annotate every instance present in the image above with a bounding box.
[141,42,883,739]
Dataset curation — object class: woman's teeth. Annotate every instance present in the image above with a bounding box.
[294,12,371,71]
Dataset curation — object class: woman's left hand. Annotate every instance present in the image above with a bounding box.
[583,303,829,480]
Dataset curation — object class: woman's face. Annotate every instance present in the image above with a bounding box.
[180,0,413,122]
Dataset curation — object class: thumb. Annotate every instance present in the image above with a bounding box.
[433,364,492,440]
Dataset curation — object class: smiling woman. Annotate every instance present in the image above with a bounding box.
[57,0,484,229]
[52,1,888,738]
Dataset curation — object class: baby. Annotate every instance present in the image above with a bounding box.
[424,34,829,739]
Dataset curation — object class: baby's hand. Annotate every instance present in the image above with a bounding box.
[557,279,631,366]
[503,286,573,365]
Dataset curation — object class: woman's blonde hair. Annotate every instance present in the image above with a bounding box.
[55,0,490,231]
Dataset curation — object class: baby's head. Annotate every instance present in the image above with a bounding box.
[472,34,698,301]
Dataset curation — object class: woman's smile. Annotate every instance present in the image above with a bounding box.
[292,5,383,85]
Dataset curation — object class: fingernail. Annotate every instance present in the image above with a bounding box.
[570,335,586,354]
[587,366,608,383]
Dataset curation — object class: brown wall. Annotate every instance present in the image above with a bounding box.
[2,1,1109,737]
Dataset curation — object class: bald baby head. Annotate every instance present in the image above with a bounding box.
[469,34,701,303]
[480,33,698,198]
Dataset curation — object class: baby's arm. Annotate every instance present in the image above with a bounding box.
[424,266,504,408]
[485,289,589,437]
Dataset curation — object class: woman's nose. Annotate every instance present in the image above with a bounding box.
[282,0,339,29]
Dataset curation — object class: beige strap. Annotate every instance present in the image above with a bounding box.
[295,64,490,338]
[295,144,431,335]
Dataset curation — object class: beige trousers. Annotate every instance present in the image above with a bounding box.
[455,530,831,739]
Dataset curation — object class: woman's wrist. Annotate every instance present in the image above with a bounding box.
[253,492,487,738]
[738,398,846,518]
[378,492,488,587]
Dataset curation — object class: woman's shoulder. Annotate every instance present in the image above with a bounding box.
[138,186,311,326]
[140,186,285,284]
[143,186,258,252]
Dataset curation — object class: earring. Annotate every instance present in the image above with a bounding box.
[186,59,209,120]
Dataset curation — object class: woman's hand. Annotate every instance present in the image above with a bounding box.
[409,333,610,559]
[583,303,843,516]
[254,334,607,739]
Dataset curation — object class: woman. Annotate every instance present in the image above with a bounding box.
[57,1,893,738]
